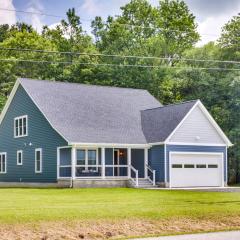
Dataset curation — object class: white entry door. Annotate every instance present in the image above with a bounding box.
[169,152,223,188]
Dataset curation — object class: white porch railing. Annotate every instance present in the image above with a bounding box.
[130,165,139,187]
[146,164,156,186]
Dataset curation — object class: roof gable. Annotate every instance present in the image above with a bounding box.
[141,100,197,143]
[168,104,226,144]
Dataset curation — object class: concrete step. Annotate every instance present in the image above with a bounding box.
[129,178,155,188]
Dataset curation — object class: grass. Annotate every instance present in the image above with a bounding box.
[1,188,240,239]
[0,188,240,223]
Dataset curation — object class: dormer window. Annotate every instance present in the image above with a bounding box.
[14,115,28,138]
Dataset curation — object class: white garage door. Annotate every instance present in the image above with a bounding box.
[170,152,223,188]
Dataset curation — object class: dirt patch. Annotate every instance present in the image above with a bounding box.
[0,217,240,240]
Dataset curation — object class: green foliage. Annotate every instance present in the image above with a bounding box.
[0,1,239,182]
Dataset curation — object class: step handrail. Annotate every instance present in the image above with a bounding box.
[130,165,139,187]
[146,165,156,186]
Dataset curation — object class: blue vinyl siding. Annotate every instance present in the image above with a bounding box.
[166,145,227,183]
[148,145,165,182]
[0,85,67,183]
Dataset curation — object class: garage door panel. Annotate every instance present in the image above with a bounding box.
[170,153,223,187]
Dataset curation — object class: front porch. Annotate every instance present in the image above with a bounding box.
[57,145,156,187]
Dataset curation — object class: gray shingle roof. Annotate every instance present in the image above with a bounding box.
[141,100,198,143]
[19,78,162,144]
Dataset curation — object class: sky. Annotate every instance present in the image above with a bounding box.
[0,0,240,46]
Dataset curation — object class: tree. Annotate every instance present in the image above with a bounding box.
[218,14,240,60]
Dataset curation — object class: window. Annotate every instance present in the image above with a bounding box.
[184,164,195,168]
[77,150,85,165]
[35,148,42,173]
[172,164,182,168]
[196,164,206,168]
[0,153,7,173]
[17,150,23,165]
[88,150,97,171]
[76,149,98,172]
[208,164,218,168]
[14,115,28,138]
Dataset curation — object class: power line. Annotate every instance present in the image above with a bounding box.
[0,47,239,65]
[0,8,219,37]
[0,58,239,71]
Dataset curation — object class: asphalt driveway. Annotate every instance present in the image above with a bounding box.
[133,231,240,240]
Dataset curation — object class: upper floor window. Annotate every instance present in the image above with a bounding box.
[14,115,28,138]
[0,152,7,174]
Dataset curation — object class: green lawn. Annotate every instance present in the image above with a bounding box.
[0,188,240,223]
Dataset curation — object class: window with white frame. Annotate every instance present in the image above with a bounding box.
[17,150,23,165]
[0,152,7,173]
[14,115,28,138]
[35,148,42,173]
[76,149,98,172]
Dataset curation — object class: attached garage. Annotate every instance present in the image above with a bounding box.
[169,152,224,188]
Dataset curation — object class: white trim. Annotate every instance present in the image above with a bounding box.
[167,142,227,147]
[165,100,232,147]
[17,150,23,165]
[70,142,149,148]
[170,151,224,156]
[225,146,228,184]
[101,147,105,179]
[0,80,20,125]
[14,115,28,138]
[0,152,7,174]
[35,148,42,173]
[144,148,148,178]
[149,142,164,146]
[71,147,76,179]
[57,147,60,179]
[169,151,224,188]
[127,147,131,178]
[164,144,167,182]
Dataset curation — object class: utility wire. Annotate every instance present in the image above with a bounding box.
[0,7,219,37]
[0,47,239,65]
[0,58,239,71]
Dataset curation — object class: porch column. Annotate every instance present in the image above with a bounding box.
[57,147,60,179]
[144,148,148,179]
[101,147,105,179]
[127,147,131,178]
[71,146,76,179]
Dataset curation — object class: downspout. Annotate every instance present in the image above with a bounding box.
[70,176,73,188]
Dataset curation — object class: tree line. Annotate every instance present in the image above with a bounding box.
[0,0,239,182]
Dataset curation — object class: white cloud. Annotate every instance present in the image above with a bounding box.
[197,11,239,46]
[26,0,45,32]
[197,16,230,46]
[81,0,102,16]
[0,0,16,25]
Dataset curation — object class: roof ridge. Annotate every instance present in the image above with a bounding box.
[143,99,199,112]
[18,78,149,92]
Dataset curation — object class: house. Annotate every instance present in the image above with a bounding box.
[0,78,232,188]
